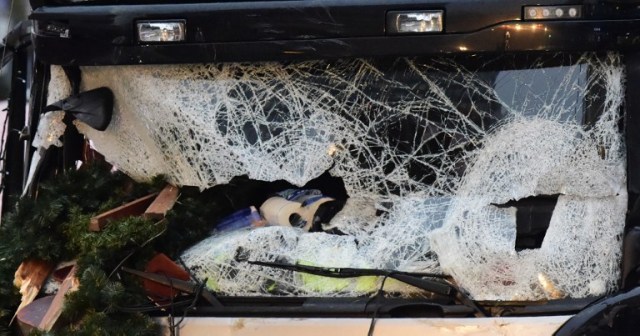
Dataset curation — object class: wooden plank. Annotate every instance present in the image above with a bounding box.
[38,265,78,331]
[16,295,55,335]
[12,260,54,324]
[89,193,158,231]
[144,185,180,220]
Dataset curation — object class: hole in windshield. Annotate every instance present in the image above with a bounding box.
[494,194,560,250]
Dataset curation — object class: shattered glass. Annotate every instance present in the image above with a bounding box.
[46,53,626,300]
[33,66,70,150]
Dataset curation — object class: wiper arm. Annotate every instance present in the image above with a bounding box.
[248,259,451,296]
[245,259,487,317]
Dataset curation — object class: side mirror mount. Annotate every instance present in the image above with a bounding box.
[43,87,114,131]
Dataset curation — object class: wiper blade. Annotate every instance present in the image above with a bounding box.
[246,259,486,316]
[248,259,451,294]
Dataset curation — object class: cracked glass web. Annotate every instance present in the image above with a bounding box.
[44,53,627,300]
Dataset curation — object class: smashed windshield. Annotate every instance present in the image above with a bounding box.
[41,53,626,301]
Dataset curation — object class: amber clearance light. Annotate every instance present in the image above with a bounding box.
[524,5,582,20]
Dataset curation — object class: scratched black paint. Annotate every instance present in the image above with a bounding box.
[29,0,640,65]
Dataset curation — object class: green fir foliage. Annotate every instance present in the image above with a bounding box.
[0,164,270,335]
[54,267,158,336]
[63,209,164,271]
[0,163,162,335]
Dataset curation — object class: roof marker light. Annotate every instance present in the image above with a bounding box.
[137,21,186,43]
[387,10,444,34]
[568,8,578,17]
[524,5,582,20]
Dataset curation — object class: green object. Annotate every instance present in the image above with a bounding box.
[0,163,163,335]
[298,260,379,294]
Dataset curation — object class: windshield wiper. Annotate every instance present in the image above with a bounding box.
[244,259,487,317]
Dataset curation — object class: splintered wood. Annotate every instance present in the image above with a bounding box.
[12,260,54,323]
[15,262,78,334]
[89,184,180,231]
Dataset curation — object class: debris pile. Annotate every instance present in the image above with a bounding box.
[6,52,626,336]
